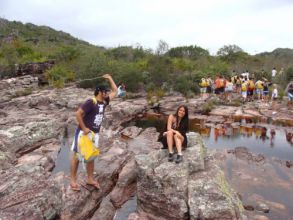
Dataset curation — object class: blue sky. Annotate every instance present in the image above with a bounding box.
[1,0,293,55]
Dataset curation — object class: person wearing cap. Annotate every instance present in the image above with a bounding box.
[70,74,117,191]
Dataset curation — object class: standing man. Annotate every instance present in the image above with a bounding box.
[70,74,117,191]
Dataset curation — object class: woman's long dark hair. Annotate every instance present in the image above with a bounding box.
[174,105,189,133]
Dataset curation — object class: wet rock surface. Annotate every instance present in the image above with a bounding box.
[214,148,293,219]
[1,76,293,219]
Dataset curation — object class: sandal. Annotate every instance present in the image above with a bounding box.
[70,183,81,192]
[86,181,100,190]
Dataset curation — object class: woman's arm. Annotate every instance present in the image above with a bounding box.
[167,114,175,131]
[163,114,176,136]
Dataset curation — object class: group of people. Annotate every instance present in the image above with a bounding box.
[199,74,281,103]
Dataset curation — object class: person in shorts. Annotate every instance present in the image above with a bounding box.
[70,74,117,191]
[262,81,270,102]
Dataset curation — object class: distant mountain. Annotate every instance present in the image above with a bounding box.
[257,48,293,58]
[0,18,91,47]
[254,48,293,70]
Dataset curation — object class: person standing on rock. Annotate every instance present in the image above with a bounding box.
[70,74,117,191]
[163,105,189,164]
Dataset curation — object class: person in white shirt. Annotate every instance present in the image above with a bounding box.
[272,67,277,78]
[224,78,233,102]
[272,84,278,100]
[271,84,278,113]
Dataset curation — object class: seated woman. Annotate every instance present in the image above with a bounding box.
[163,105,189,164]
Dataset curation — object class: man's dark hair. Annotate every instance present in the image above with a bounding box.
[94,85,109,96]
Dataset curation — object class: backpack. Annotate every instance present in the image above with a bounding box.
[219,79,224,88]
[77,131,100,163]
[248,80,255,90]
[256,81,263,89]
[200,79,208,87]
[241,82,247,91]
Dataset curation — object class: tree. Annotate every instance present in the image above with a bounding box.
[156,40,169,56]
[217,45,244,56]
[168,45,209,59]
[217,45,248,63]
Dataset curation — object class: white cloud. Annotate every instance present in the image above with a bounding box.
[1,0,293,54]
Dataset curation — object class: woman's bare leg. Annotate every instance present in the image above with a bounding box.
[174,134,184,163]
[174,134,184,155]
[166,130,174,153]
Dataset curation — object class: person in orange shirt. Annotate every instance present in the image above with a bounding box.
[214,75,221,95]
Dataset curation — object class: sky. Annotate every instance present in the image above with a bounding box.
[1,0,293,55]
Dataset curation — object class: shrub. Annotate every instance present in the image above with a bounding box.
[174,74,196,96]
[279,89,285,100]
[45,65,75,88]
[11,88,33,98]
[201,99,216,114]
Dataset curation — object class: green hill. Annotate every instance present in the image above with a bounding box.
[0,18,92,46]
[0,18,292,93]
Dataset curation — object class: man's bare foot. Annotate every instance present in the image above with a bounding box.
[86,180,100,190]
[70,182,81,191]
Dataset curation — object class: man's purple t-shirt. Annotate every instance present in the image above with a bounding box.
[79,97,109,133]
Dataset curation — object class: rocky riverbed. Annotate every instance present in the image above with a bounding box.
[0,75,293,219]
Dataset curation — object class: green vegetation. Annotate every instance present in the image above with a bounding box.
[1,18,292,92]
[45,65,75,88]
[201,99,216,114]
[11,88,33,98]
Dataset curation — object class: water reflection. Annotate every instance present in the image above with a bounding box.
[124,113,293,219]
[195,124,293,148]
[127,113,293,160]
[285,130,293,144]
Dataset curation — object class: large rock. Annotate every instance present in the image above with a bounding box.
[14,61,55,83]
[188,164,243,219]
[0,75,38,102]
[135,132,243,220]
[110,159,137,208]
[127,127,162,155]
[90,196,116,220]
[0,120,65,157]
[0,165,63,220]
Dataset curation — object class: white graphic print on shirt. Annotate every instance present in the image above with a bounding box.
[94,114,103,127]
[93,104,104,127]
[98,104,104,113]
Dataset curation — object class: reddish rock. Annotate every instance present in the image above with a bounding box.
[110,159,137,208]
